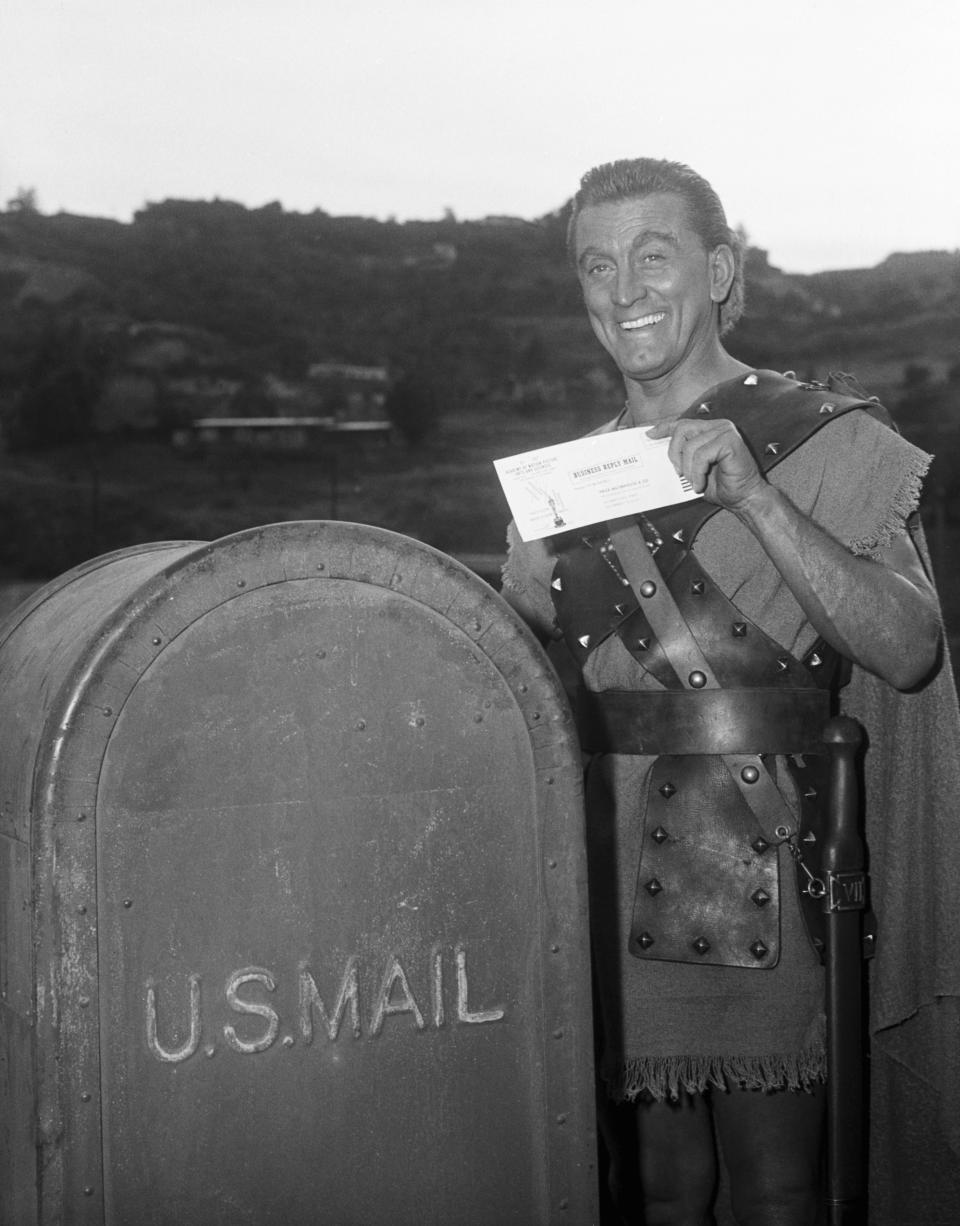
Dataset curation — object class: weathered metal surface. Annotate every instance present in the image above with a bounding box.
[0,521,596,1225]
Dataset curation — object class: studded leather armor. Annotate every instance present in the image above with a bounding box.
[551,370,884,968]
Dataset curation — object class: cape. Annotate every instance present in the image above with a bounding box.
[845,555,960,1223]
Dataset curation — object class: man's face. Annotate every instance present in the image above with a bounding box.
[573,192,727,384]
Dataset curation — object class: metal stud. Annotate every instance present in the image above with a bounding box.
[751,888,771,908]
[551,576,563,591]
[614,602,630,616]
[765,442,781,456]
[803,830,817,843]
[777,657,790,672]
[651,825,669,844]
[636,932,655,950]
[698,401,712,414]
[658,782,677,799]
[752,835,770,855]
[639,580,657,598]
[691,580,705,595]
[749,940,769,960]
[732,622,747,637]
[688,670,707,689]
[672,528,685,543]
[692,937,711,955]
[819,402,836,415]
[645,878,663,897]
[635,637,650,651]
[803,787,817,800]
[808,653,822,668]
[743,373,759,386]
[741,765,760,784]
[577,634,591,649]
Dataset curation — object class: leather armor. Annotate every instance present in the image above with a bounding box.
[550,370,883,968]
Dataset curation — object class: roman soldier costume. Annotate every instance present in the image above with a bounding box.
[502,369,960,1219]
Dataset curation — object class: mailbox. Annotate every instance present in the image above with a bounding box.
[0,521,596,1225]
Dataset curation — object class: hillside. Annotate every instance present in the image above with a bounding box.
[2,200,957,394]
[1,199,958,614]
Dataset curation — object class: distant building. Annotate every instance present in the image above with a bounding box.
[306,362,390,420]
[172,416,392,451]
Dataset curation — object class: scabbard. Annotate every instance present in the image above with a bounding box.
[822,716,868,1226]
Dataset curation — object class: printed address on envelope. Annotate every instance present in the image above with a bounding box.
[494,427,699,542]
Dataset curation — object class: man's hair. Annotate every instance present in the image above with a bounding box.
[566,157,745,335]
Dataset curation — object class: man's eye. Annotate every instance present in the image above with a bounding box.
[587,262,613,275]
[641,251,665,263]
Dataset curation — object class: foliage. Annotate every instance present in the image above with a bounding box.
[384,370,442,445]
[5,186,39,214]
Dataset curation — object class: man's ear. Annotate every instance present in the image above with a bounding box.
[709,244,736,303]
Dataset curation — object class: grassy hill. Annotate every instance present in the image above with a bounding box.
[1,199,958,617]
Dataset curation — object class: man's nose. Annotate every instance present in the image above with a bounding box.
[612,265,646,307]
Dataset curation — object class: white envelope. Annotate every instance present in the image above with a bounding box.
[494,428,698,542]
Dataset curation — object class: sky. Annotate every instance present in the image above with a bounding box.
[2,0,958,273]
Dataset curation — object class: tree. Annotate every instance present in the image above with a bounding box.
[6,186,39,214]
[384,371,442,445]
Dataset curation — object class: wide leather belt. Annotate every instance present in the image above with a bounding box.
[577,687,832,756]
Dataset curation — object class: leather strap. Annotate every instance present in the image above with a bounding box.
[578,687,832,756]
[607,515,719,690]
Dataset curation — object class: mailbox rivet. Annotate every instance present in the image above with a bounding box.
[81,1092,91,1103]
[559,1199,569,1211]
[547,858,557,869]
[546,775,555,784]
[77,905,87,915]
[556,1113,567,1125]
[151,636,162,646]
[123,899,133,909]
[550,943,560,953]
[102,707,113,717]
[77,812,87,822]
[531,711,541,721]
[237,579,246,588]
[355,719,366,731]
[317,563,325,571]
[83,1187,94,1197]
[518,683,528,694]
[553,1028,564,1039]
[79,996,90,1008]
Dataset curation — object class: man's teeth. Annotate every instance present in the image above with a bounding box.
[621,312,666,330]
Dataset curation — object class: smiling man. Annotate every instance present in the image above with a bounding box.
[502,158,960,1225]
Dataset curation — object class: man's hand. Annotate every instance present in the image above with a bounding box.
[646,417,767,513]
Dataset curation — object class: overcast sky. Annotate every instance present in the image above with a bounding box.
[3,0,958,272]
